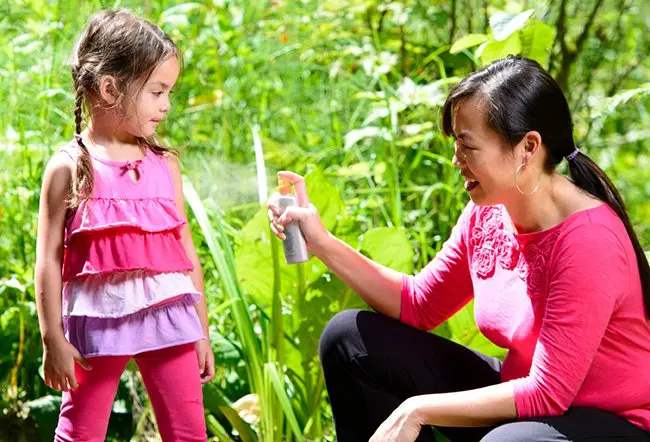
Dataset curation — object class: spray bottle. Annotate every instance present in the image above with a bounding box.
[278,177,309,264]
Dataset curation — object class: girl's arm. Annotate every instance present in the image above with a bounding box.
[35,153,71,344]
[35,152,90,391]
[166,155,208,337]
[167,154,215,384]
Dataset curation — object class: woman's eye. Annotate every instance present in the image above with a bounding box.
[152,91,163,97]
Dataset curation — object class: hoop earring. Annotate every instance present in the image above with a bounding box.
[515,162,541,195]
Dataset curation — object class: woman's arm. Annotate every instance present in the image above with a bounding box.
[408,382,517,427]
[311,234,404,320]
[270,171,475,324]
[369,382,516,441]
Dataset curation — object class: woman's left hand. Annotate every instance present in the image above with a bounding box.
[369,399,424,442]
[195,339,215,384]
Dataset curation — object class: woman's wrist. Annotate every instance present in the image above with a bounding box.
[403,395,430,425]
[309,231,336,259]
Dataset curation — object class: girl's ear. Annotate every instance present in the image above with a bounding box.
[98,75,119,105]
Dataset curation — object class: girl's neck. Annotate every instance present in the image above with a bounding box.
[86,114,137,148]
[81,116,145,162]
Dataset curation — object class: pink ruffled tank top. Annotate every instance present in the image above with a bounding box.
[59,141,205,357]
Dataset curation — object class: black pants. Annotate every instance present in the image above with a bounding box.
[319,309,650,441]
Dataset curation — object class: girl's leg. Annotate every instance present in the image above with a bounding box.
[55,355,131,442]
[319,309,503,442]
[135,343,207,442]
[481,407,650,441]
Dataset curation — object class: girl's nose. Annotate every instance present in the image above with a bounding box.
[160,96,171,113]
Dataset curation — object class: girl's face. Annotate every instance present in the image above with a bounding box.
[451,98,525,206]
[123,55,180,138]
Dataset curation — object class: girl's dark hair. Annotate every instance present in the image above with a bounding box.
[69,9,182,206]
[442,55,650,318]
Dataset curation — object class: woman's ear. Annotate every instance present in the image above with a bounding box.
[520,131,542,164]
[98,75,119,105]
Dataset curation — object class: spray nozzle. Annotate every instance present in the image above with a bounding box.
[278,177,292,196]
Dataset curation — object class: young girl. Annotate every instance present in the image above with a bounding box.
[34,10,213,441]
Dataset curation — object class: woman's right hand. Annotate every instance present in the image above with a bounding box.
[42,335,91,391]
[267,171,331,254]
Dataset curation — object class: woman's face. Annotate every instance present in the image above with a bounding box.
[451,98,526,206]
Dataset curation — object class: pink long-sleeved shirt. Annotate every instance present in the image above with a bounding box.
[401,202,650,430]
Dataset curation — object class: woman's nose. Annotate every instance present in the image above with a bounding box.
[452,149,465,167]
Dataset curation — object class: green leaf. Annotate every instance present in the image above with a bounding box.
[477,33,522,65]
[361,227,414,274]
[203,384,256,442]
[446,302,505,359]
[266,363,305,441]
[450,33,488,54]
[489,9,535,41]
[520,20,555,68]
[591,82,650,119]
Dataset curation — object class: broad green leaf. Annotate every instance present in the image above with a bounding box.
[236,166,345,306]
[520,20,555,68]
[477,33,522,65]
[446,302,505,358]
[361,227,414,274]
[446,301,477,344]
[450,33,488,54]
[489,9,535,41]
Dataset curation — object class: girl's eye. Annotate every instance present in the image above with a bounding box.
[152,91,163,97]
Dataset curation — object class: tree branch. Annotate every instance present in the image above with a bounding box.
[449,0,457,45]
[555,0,604,92]
[548,0,568,74]
[483,0,488,33]
[607,53,650,96]
[574,0,605,57]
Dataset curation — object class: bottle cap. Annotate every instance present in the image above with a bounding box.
[278,177,292,195]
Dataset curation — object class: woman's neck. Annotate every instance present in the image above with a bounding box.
[503,173,571,234]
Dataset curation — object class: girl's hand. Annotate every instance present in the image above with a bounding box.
[42,335,91,392]
[267,171,330,254]
[196,339,215,384]
[370,399,424,442]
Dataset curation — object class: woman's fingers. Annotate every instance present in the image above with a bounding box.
[277,171,310,208]
[270,223,286,240]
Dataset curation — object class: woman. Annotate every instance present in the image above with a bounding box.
[267,56,650,441]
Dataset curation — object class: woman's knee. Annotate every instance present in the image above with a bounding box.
[480,421,566,442]
[318,309,366,366]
